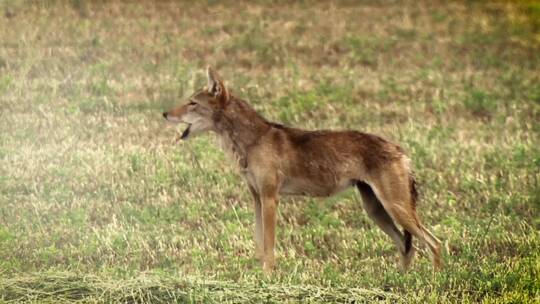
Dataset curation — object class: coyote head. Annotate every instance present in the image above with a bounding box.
[163,66,230,140]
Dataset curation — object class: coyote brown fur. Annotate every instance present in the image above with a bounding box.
[163,66,442,273]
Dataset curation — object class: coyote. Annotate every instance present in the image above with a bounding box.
[163,67,442,273]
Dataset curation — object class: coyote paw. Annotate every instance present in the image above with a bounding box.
[254,250,264,262]
[262,256,275,274]
[263,262,274,275]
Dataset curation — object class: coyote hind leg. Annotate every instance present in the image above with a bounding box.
[369,174,442,271]
[356,181,415,270]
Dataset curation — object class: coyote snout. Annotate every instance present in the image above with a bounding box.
[163,66,442,274]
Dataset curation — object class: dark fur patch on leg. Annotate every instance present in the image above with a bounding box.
[404,229,413,253]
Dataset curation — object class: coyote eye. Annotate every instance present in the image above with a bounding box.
[188,101,197,106]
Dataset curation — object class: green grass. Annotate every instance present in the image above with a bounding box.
[0,0,539,303]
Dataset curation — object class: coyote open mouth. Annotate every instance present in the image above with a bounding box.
[180,123,191,139]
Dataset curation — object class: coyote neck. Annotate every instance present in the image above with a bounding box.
[215,98,270,168]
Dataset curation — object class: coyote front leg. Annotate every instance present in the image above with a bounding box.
[248,186,263,261]
[261,192,278,274]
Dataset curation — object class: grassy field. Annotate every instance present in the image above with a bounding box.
[0,0,539,302]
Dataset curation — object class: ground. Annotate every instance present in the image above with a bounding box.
[0,0,539,303]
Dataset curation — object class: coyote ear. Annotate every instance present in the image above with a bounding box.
[206,66,229,103]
